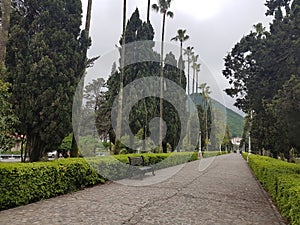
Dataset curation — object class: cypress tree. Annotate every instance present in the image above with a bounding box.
[6,0,86,161]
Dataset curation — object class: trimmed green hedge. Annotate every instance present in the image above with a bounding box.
[202,151,228,158]
[0,152,198,210]
[0,159,102,210]
[243,153,300,225]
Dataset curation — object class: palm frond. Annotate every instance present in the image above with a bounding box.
[167,11,174,18]
[152,4,159,12]
[184,35,190,41]
[171,36,178,41]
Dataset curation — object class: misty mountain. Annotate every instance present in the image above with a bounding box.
[190,93,244,137]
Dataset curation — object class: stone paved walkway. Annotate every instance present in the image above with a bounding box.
[0,154,287,225]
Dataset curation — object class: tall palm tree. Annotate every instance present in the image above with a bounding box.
[191,54,199,94]
[0,0,11,67]
[183,46,193,145]
[199,83,211,150]
[71,0,93,157]
[152,0,174,152]
[147,0,151,23]
[183,46,194,96]
[116,0,127,151]
[171,29,189,85]
[195,63,201,94]
[85,0,93,36]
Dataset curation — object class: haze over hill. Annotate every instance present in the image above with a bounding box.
[190,93,244,138]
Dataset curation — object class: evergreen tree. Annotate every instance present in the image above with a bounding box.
[0,0,11,67]
[223,0,300,157]
[102,9,160,153]
[0,66,18,152]
[6,0,87,161]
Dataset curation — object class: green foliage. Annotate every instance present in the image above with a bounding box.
[268,75,300,151]
[101,8,186,153]
[223,0,300,156]
[226,107,243,137]
[222,125,233,151]
[0,68,18,152]
[202,151,228,158]
[244,153,300,225]
[5,0,87,161]
[58,133,73,152]
[0,159,102,210]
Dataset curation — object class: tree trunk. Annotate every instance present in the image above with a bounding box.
[115,0,126,153]
[147,0,151,23]
[71,0,93,157]
[192,67,195,94]
[0,0,11,66]
[179,41,183,85]
[27,134,45,162]
[187,55,191,145]
[196,71,199,94]
[85,0,93,35]
[159,13,166,153]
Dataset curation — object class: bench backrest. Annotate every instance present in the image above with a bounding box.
[128,156,145,166]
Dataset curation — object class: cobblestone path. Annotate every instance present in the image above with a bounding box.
[0,154,287,225]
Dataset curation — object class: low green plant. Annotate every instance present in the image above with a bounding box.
[202,151,228,158]
[0,159,102,210]
[244,153,300,225]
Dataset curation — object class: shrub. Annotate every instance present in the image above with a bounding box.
[0,159,102,210]
[0,152,200,210]
[244,154,300,225]
[202,151,228,158]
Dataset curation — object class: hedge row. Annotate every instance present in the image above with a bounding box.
[202,151,228,158]
[0,152,198,210]
[243,153,300,225]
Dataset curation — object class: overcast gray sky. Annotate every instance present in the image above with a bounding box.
[82,0,272,115]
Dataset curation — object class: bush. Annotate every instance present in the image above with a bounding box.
[0,152,199,210]
[202,151,228,158]
[0,159,102,210]
[244,153,300,225]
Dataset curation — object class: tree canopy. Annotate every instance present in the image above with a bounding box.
[223,0,300,159]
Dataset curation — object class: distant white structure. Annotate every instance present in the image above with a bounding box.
[231,137,242,147]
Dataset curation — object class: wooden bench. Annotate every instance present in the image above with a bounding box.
[127,156,155,178]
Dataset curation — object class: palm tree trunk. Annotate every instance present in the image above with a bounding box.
[192,67,195,94]
[187,56,191,144]
[196,70,198,94]
[116,0,126,151]
[147,0,151,23]
[71,0,93,157]
[179,41,183,85]
[0,0,11,67]
[159,12,166,153]
[187,57,190,97]
[85,0,93,35]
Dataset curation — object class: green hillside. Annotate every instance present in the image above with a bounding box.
[190,93,244,137]
[225,107,244,137]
